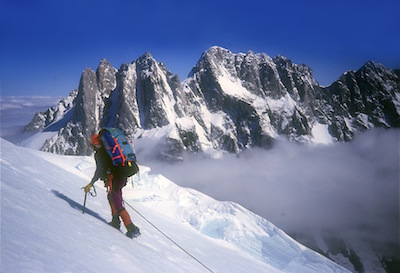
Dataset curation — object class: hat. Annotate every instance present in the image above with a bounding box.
[90,134,102,146]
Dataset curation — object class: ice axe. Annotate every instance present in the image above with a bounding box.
[81,184,97,214]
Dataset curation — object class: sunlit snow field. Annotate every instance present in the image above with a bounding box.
[1,96,398,272]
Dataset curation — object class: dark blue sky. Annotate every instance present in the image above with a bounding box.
[1,0,399,96]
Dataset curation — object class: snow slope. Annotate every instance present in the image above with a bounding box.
[0,138,348,273]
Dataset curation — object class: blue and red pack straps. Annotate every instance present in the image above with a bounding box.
[109,136,127,166]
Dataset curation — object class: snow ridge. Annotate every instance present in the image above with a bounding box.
[1,138,348,273]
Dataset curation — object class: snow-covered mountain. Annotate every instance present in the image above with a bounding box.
[17,47,399,272]
[0,138,349,272]
[318,61,400,141]
[23,89,77,132]
[23,46,400,159]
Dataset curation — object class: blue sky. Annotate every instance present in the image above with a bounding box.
[1,0,399,96]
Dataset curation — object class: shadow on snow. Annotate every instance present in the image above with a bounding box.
[51,189,108,224]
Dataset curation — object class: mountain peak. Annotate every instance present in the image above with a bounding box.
[207,45,230,52]
[363,60,381,68]
[138,52,154,60]
[202,46,233,60]
[99,58,111,65]
[359,60,392,75]
[135,52,159,74]
[353,60,400,86]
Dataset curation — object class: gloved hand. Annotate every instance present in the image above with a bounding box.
[84,183,93,193]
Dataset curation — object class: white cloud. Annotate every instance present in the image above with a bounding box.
[142,128,400,249]
[0,96,61,140]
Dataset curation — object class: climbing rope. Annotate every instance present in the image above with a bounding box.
[123,199,214,273]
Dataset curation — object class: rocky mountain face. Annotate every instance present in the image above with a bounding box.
[181,48,321,154]
[318,61,400,141]
[25,46,400,158]
[25,59,118,154]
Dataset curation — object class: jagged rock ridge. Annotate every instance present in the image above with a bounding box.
[25,46,400,158]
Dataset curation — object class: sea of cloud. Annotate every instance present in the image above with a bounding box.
[145,129,399,252]
[0,95,61,142]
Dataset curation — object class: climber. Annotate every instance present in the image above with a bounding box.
[83,133,140,238]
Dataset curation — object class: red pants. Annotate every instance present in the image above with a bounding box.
[107,175,132,226]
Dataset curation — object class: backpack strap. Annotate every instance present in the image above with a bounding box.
[99,128,127,166]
